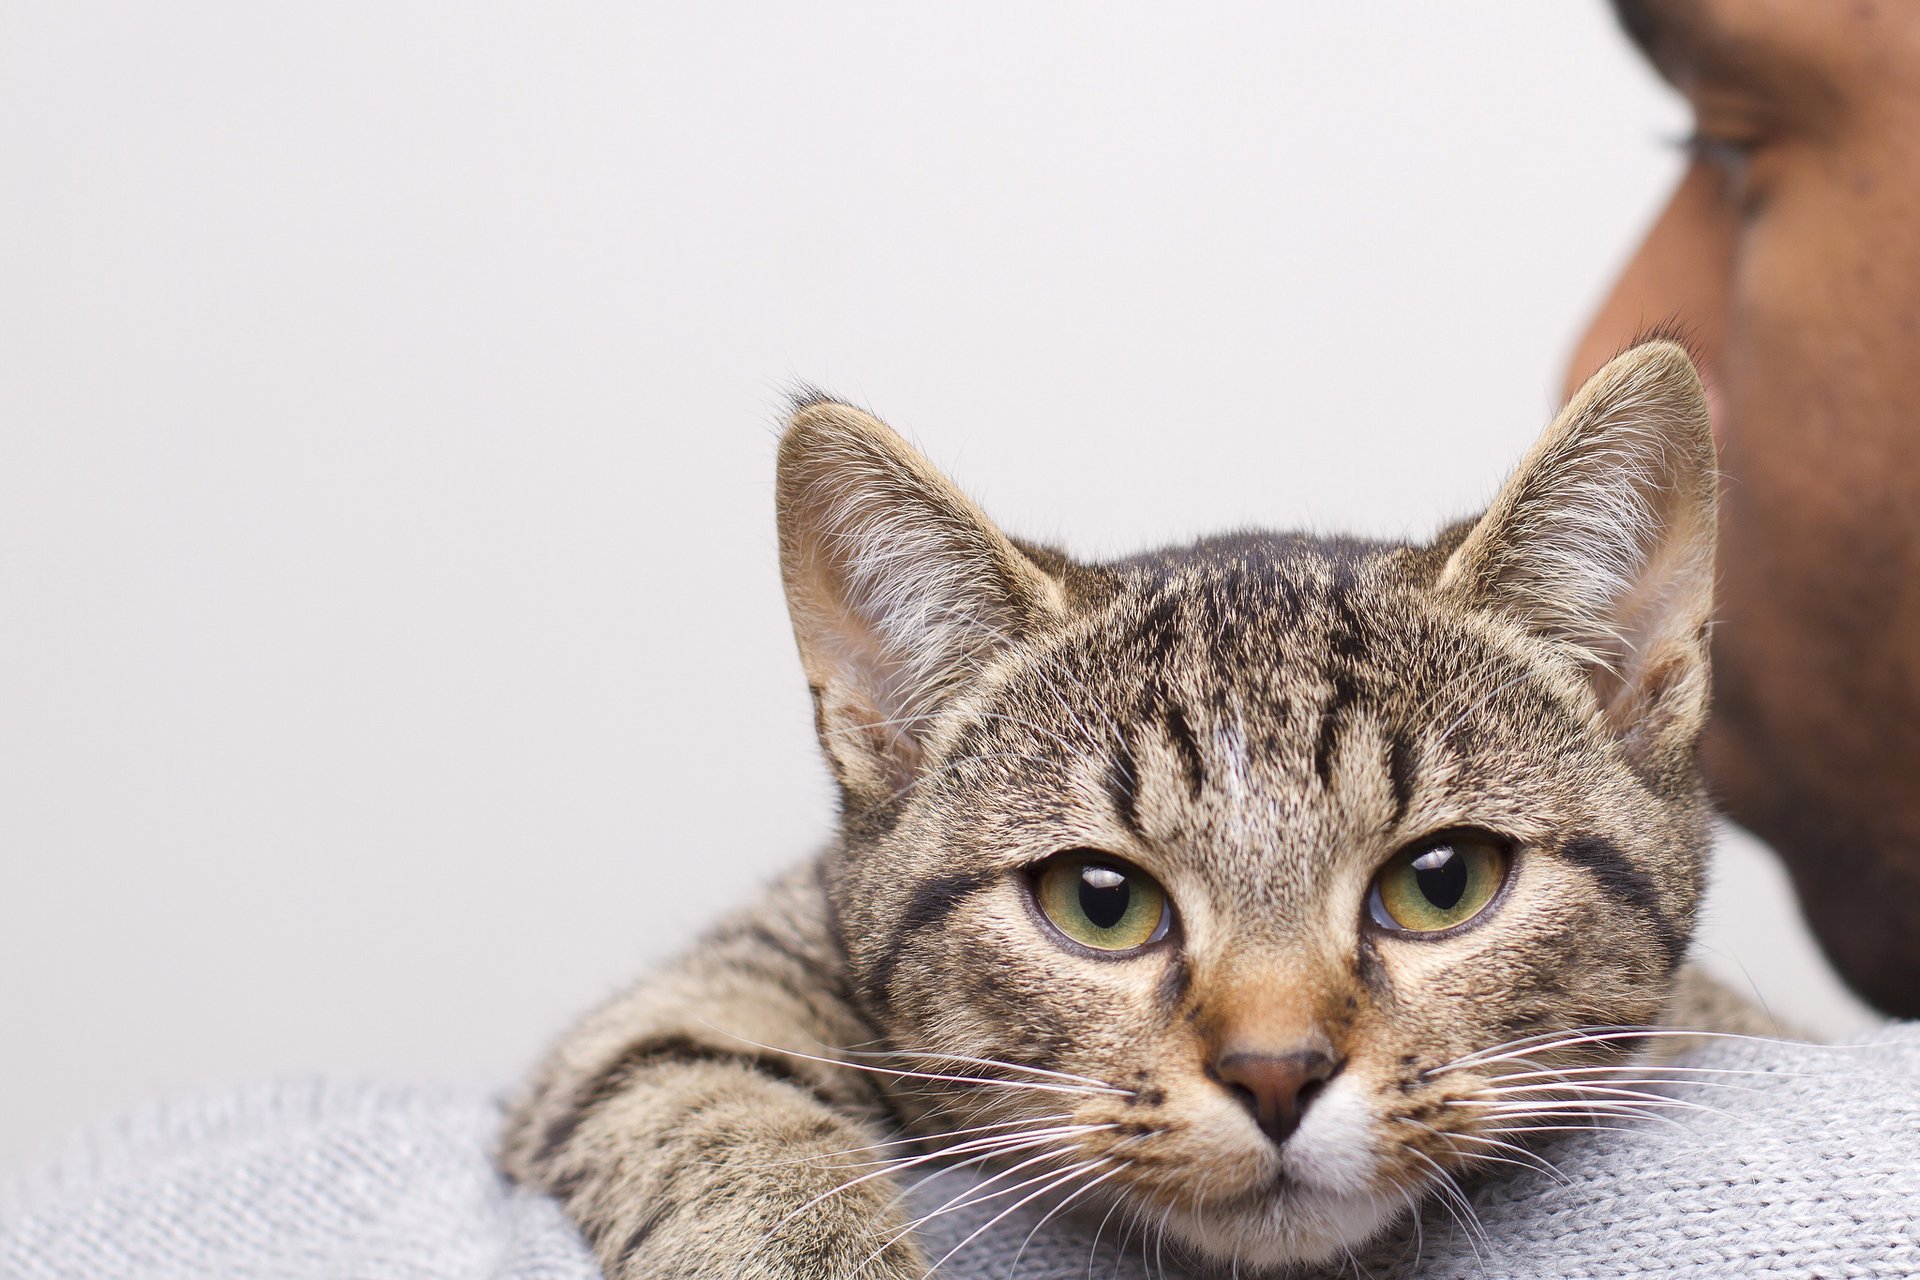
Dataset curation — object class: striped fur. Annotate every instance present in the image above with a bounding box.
[501,342,1775,1277]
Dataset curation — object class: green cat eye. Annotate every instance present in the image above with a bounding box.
[1032,852,1170,953]
[1368,833,1511,935]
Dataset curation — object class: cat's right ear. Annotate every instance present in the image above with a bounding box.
[777,397,1065,806]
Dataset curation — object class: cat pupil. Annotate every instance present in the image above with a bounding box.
[1078,865,1130,929]
[1411,846,1467,910]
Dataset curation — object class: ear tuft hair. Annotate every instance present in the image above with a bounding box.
[1439,340,1718,777]
[777,400,1062,803]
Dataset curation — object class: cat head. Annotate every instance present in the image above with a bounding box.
[776,340,1717,1266]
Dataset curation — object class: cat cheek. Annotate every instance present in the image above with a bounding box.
[1278,1081,1380,1197]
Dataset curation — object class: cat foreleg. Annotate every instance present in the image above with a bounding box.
[500,867,926,1280]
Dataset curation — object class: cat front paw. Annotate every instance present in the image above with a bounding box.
[596,1159,929,1280]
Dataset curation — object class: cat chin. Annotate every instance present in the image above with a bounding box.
[1160,1184,1401,1271]
[1159,1189,1405,1274]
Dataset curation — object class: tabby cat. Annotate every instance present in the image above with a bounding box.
[502,340,1767,1278]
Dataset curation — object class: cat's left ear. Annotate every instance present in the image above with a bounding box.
[1437,340,1717,776]
[777,397,1066,806]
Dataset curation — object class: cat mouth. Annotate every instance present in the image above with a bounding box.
[1146,1175,1397,1271]
[1222,1164,1298,1202]
[1193,1164,1306,1210]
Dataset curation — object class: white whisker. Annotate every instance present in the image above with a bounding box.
[1455,1092,1731,1119]
[889,1146,1095,1240]
[845,1046,1125,1091]
[1402,1146,1489,1268]
[758,1127,1100,1247]
[1487,1062,1801,1084]
[1009,1158,1133,1278]
[1086,1179,1127,1280]
[1470,1081,1743,1114]
[1393,1185,1426,1275]
[1443,1137,1573,1187]
[1448,1102,1694,1133]
[693,1021,1133,1096]
[716,1112,1078,1171]
[1433,1024,1865,1076]
[1483,1121,1647,1139]
[1401,1116,1572,1189]
[918,1159,1116,1280]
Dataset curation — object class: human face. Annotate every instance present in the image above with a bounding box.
[1570,0,1920,1014]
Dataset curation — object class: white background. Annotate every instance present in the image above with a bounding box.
[0,2,1878,1160]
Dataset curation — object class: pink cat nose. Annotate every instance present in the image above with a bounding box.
[1212,1049,1340,1147]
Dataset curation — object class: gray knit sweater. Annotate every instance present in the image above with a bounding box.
[3,1026,1917,1279]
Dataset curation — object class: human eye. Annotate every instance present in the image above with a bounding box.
[1677,128,1756,183]
[1671,101,1774,217]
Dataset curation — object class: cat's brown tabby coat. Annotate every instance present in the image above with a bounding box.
[502,341,1768,1278]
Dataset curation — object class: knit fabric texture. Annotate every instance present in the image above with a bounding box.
[3,1026,1916,1279]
